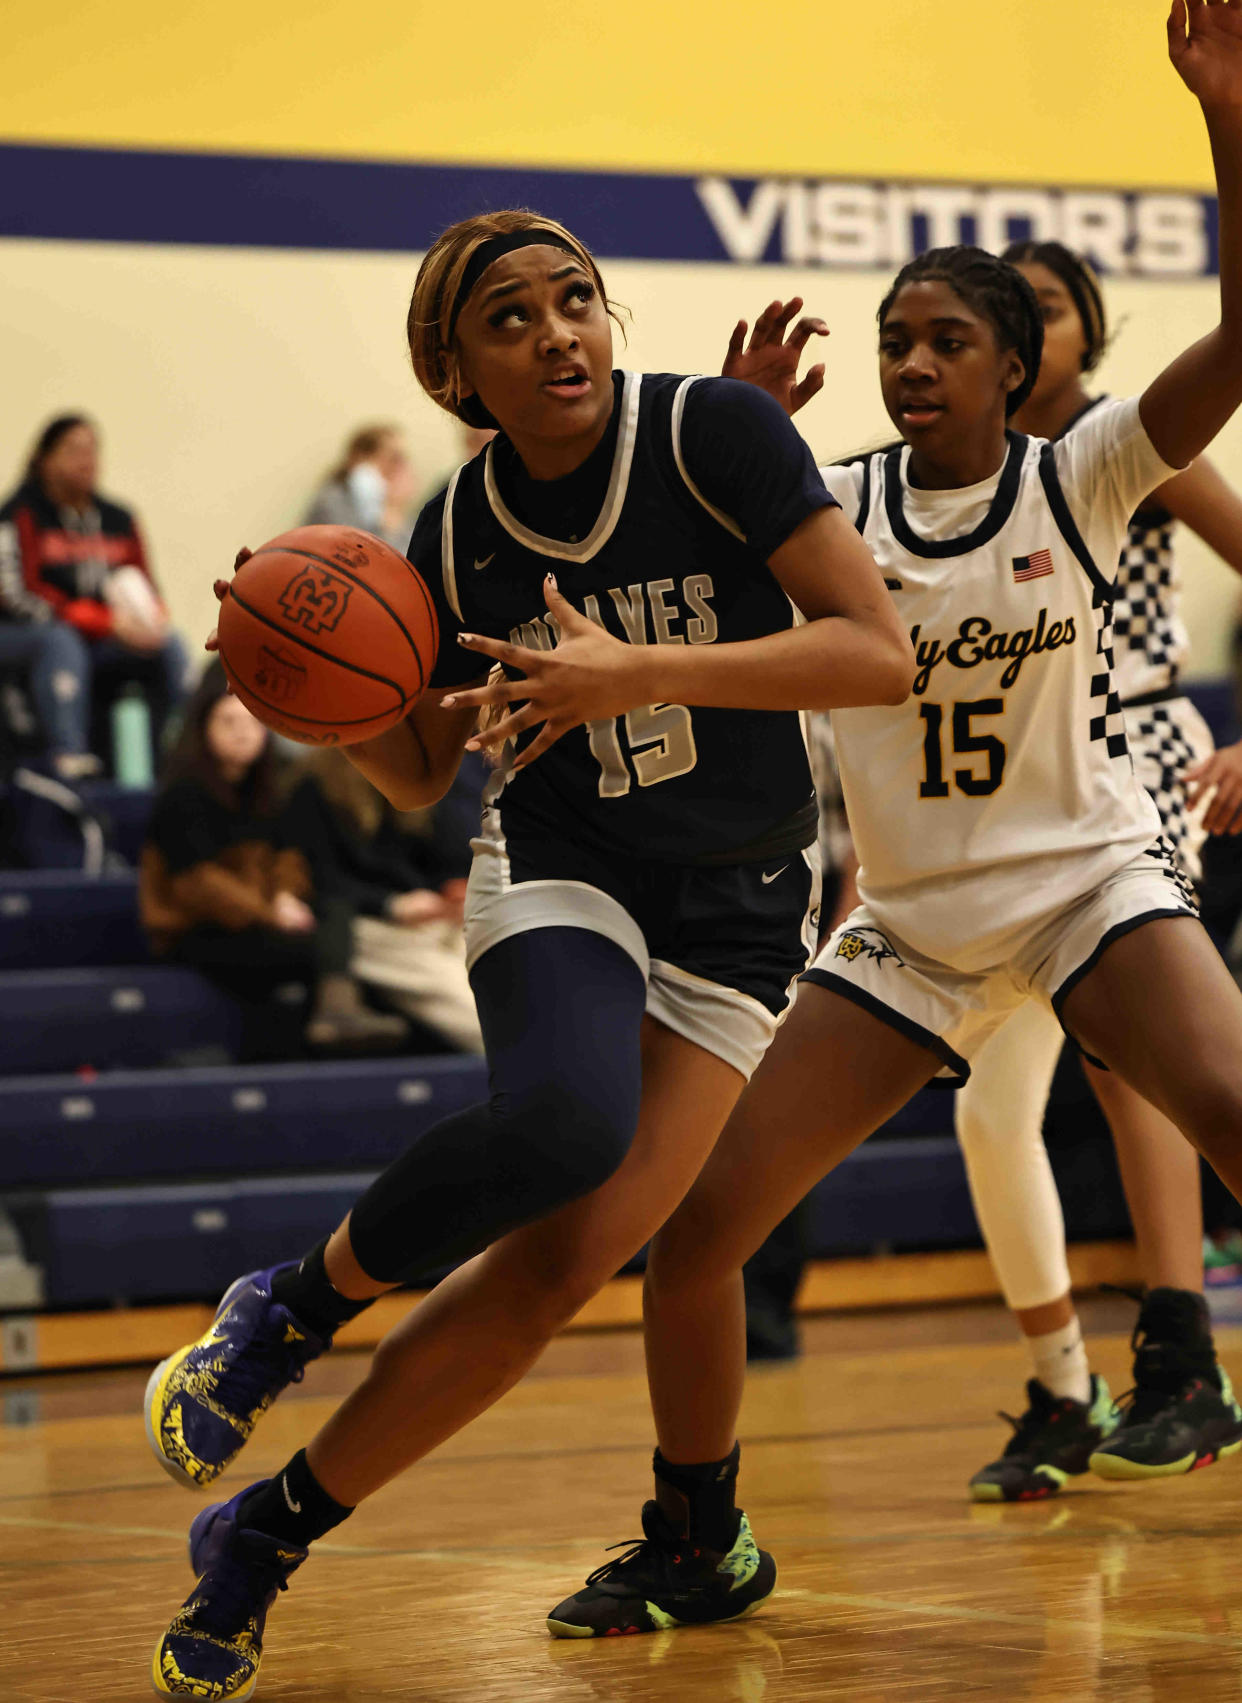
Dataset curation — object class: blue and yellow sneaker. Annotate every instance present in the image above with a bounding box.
[547,1501,775,1637]
[969,1374,1118,1502]
[145,1266,327,1489]
[1089,1287,1242,1480]
[152,1481,306,1700]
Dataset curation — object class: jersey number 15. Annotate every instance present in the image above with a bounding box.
[919,698,1006,798]
[588,704,698,798]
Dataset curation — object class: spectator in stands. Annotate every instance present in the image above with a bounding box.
[139,666,405,1061]
[0,414,188,780]
[284,750,483,1053]
[304,425,418,552]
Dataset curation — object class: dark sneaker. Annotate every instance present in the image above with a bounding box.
[547,1500,775,1638]
[1089,1288,1242,1481]
[145,1266,327,1489]
[969,1375,1117,1502]
[151,1481,306,1700]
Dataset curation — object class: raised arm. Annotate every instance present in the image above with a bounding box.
[1140,1,1242,467]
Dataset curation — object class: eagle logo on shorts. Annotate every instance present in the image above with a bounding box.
[835,927,906,968]
[278,567,353,635]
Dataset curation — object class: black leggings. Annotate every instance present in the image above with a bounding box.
[347,927,647,1282]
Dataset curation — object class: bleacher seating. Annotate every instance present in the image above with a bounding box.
[27,1174,381,1307]
[0,1055,488,1189]
[7,677,1219,1319]
[0,967,243,1072]
[1,869,148,968]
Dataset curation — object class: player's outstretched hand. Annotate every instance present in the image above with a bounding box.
[722,298,828,418]
[443,576,652,771]
[1169,0,1242,108]
[205,547,251,653]
[1186,739,1242,834]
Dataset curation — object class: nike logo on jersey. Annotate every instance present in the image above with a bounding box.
[281,1474,302,1514]
[909,607,1076,696]
[761,866,788,884]
[474,554,495,571]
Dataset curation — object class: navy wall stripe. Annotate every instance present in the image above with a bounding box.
[0,141,1221,276]
[0,143,707,259]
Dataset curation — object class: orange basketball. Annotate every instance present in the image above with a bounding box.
[216,525,439,746]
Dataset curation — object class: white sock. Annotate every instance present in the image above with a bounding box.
[1027,1320,1091,1405]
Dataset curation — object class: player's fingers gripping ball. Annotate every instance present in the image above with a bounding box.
[215,525,438,744]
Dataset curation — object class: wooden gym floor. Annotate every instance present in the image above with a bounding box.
[5,1292,1242,1702]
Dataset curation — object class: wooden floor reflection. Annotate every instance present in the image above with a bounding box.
[5,1294,1242,1701]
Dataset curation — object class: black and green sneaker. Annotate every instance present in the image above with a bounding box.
[969,1374,1117,1502]
[547,1500,775,1638]
[1089,1287,1242,1481]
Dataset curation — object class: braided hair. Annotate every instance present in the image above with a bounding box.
[1002,239,1108,374]
[877,246,1045,416]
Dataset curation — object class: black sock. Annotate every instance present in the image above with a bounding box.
[1136,1287,1220,1386]
[653,1442,741,1553]
[238,1449,353,1549]
[271,1239,374,1339]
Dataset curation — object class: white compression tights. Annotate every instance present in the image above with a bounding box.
[954,999,1072,1313]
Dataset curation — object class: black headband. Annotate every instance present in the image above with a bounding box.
[1010,243,1104,368]
[446,229,583,340]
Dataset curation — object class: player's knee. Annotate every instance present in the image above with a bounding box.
[645,1199,735,1301]
[495,1078,638,1207]
[954,1099,1007,1161]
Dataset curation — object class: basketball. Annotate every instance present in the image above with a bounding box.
[215,525,439,745]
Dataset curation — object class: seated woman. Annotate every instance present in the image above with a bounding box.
[284,749,483,1053]
[0,414,188,779]
[303,424,417,553]
[139,666,406,1060]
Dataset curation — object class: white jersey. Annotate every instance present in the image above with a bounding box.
[821,398,1179,973]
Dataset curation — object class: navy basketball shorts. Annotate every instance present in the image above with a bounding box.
[464,816,822,1080]
[802,836,1198,1085]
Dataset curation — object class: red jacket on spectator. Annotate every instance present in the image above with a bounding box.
[0,480,156,638]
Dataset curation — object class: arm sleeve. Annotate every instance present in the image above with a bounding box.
[408,491,485,690]
[678,379,837,562]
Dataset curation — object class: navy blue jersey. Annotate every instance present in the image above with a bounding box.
[410,370,835,865]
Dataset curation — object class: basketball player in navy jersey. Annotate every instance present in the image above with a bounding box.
[146,210,911,1697]
[551,0,1242,1633]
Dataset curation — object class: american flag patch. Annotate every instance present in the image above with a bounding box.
[1013,548,1054,582]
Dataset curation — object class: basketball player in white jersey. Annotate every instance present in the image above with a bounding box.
[548,1,1242,1626]
[951,238,1242,1500]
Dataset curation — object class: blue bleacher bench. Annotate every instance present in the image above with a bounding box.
[0,967,243,1073]
[0,869,147,969]
[0,1054,489,1189]
[31,1173,379,1307]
